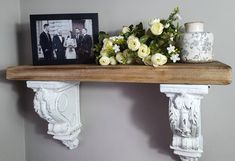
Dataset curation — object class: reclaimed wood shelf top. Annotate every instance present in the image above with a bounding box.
[6,61,232,85]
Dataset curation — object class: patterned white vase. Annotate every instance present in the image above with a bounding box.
[180,22,214,63]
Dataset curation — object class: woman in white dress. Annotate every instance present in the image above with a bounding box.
[64,31,77,59]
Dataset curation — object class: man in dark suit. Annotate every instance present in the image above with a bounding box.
[52,29,65,60]
[39,24,53,60]
[74,28,82,58]
[79,28,92,62]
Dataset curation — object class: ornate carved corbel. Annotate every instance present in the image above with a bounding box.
[160,84,209,161]
[27,81,81,149]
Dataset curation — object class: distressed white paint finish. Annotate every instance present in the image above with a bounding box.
[160,84,209,161]
[26,81,210,158]
[27,81,81,149]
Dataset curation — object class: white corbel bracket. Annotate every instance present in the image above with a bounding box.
[160,84,209,161]
[27,81,81,149]
[26,80,209,159]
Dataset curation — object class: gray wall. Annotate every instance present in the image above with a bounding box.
[0,1,25,161]
[18,0,235,161]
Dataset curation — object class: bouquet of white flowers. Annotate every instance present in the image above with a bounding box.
[93,7,181,67]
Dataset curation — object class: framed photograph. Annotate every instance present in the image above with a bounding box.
[30,13,98,65]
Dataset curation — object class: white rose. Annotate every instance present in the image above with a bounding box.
[151,53,167,67]
[99,56,110,66]
[103,40,113,49]
[103,38,109,44]
[150,21,164,36]
[122,26,130,34]
[143,55,153,66]
[137,44,150,59]
[127,36,141,51]
[109,56,117,65]
[115,52,125,64]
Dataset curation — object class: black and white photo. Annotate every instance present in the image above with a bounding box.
[30,13,98,65]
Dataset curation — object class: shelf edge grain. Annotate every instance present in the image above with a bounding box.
[6,61,232,85]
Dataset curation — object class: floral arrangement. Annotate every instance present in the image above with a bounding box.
[93,7,182,67]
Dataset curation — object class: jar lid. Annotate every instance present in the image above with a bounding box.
[185,21,204,32]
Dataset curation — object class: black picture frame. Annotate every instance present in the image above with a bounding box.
[30,13,99,65]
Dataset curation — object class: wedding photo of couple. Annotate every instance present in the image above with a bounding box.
[35,19,94,64]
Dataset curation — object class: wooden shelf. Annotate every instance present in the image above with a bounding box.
[6,61,232,85]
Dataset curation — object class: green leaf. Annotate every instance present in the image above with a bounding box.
[136,22,143,30]
[98,31,109,43]
[157,39,166,47]
[129,24,134,31]
[123,32,132,39]
[149,40,158,52]
[133,22,145,38]
[140,35,149,44]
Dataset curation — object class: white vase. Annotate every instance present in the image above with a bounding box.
[180,22,214,63]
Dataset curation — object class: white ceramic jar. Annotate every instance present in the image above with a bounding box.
[180,22,214,63]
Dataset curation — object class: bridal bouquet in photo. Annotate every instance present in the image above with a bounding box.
[93,7,182,67]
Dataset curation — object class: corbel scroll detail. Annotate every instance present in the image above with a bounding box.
[27,81,81,149]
